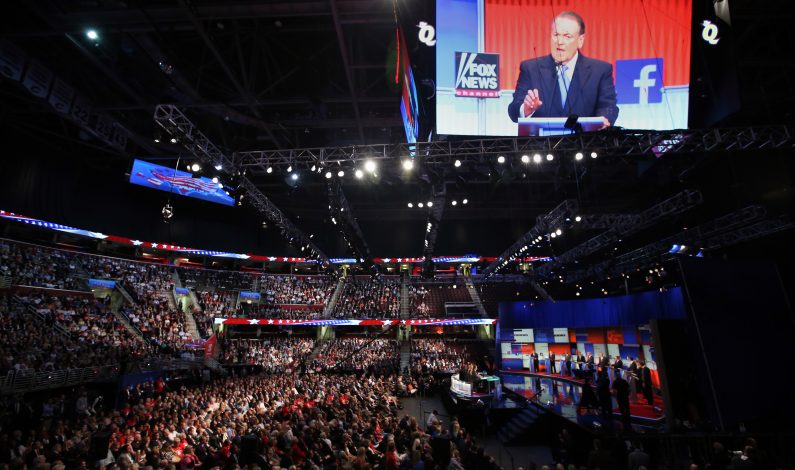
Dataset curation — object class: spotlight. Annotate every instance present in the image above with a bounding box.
[355,169,364,179]
[291,173,298,181]
[266,167,273,174]
[418,202,424,208]
[190,163,201,172]
[337,170,344,177]
[451,200,457,206]
[214,164,222,170]
[546,154,554,161]
[521,154,530,163]
[454,159,461,167]
[86,29,99,40]
[170,137,178,144]
[161,203,174,220]
[575,215,582,222]
[497,155,506,164]
[325,171,332,179]
[408,203,413,208]
[212,177,219,183]
[590,151,598,159]
[287,165,293,173]
[311,165,316,172]
[462,198,468,205]
[364,160,377,173]
[555,229,562,236]
[550,232,557,238]
[575,152,584,161]
[402,159,414,171]
[427,201,433,207]
[533,154,542,163]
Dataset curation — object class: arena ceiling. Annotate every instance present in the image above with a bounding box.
[0,1,793,272]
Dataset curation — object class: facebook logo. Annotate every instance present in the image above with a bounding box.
[616,58,663,105]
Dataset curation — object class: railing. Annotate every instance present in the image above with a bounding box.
[1,365,120,394]
[1,357,210,394]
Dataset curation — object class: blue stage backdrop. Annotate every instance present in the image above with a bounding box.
[498,287,686,329]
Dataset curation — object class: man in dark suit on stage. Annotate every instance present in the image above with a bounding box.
[640,361,654,406]
[508,11,619,127]
[532,352,540,372]
[549,351,557,374]
[565,352,572,375]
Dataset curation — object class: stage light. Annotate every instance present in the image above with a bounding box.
[287,165,293,173]
[555,229,562,236]
[337,170,344,177]
[211,177,219,184]
[546,154,554,161]
[521,154,530,163]
[355,169,364,179]
[576,292,580,296]
[452,200,457,206]
[427,201,433,207]
[161,203,173,220]
[170,137,178,144]
[291,173,298,181]
[454,159,461,167]
[533,154,542,163]
[402,159,414,171]
[418,202,424,208]
[497,155,506,164]
[408,203,413,208]
[591,151,598,158]
[462,198,468,204]
[575,215,582,222]
[86,30,99,40]
[575,152,584,161]
[266,167,273,174]
[190,163,201,172]
[364,160,377,173]
[325,171,332,179]
[550,232,557,238]
[214,164,222,170]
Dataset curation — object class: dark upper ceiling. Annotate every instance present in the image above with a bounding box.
[0,0,793,274]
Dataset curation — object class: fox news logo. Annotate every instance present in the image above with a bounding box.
[616,58,663,105]
[454,52,500,98]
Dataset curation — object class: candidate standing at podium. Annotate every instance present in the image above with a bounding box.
[507,11,619,127]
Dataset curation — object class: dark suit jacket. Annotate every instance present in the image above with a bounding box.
[508,53,619,125]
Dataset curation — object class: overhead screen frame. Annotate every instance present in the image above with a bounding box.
[433,0,699,137]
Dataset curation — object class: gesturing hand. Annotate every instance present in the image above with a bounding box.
[523,88,543,116]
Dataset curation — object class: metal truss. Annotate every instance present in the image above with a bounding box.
[562,206,773,283]
[423,184,447,258]
[153,104,329,262]
[535,190,703,278]
[233,125,795,173]
[481,199,579,278]
[327,179,370,260]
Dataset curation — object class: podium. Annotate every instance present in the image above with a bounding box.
[517,117,605,136]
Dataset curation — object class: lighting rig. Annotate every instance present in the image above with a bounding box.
[153,104,329,264]
[327,177,370,262]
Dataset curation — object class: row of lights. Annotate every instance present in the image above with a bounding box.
[493,214,586,274]
[408,198,469,209]
[453,151,597,168]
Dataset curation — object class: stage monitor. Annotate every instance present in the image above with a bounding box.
[435,0,692,135]
[129,159,234,206]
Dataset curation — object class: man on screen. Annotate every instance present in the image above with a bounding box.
[507,11,619,127]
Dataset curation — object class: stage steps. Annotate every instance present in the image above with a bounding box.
[400,273,409,318]
[496,404,543,445]
[323,277,345,318]
[183,308,201,340]
[400,342,411,373]
[109,288,148,344]
[464,277,488,317]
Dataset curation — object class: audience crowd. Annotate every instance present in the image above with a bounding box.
[260,275,335,306]
[0,241,86,291]
[334,276,400,319]
[177,267,257,291]
[220,337,315,373]
[311,338,400,375]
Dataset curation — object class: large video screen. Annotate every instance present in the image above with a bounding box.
[436,0,692,136]
[129,159,234,206]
